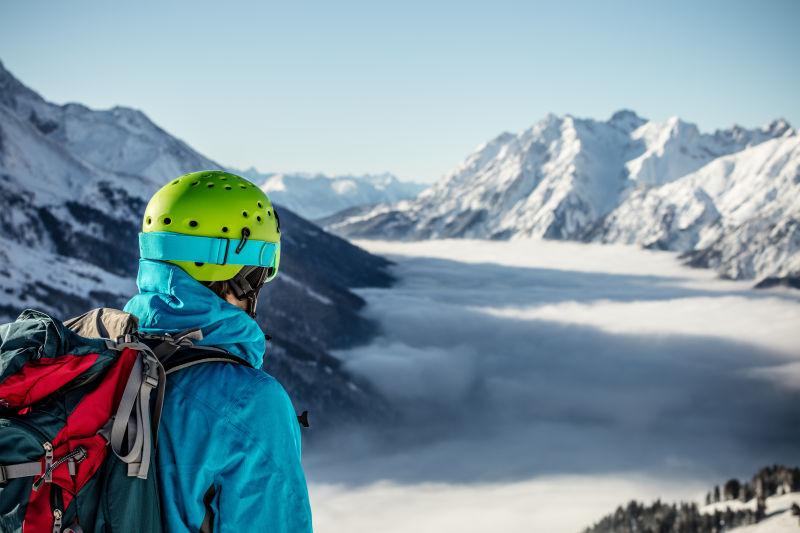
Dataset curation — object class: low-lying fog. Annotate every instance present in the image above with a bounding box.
[306,239,800,532]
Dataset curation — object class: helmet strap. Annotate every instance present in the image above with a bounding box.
[227,271,262,318]
[203,267,267,319]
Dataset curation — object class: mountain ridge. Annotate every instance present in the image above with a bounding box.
[325,110,798,284]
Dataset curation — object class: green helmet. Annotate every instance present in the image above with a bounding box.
[139,170,281,284]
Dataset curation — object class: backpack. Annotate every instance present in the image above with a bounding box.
[0,308,248,533]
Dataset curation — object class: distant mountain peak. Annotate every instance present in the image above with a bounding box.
[765,117,792,136]
[238,168,425,220]
[0,58,13,80]
[610,108,644,121]
[109,105,149,120]
[0,60,44,107]
[326,110,799,284]
[609,109,647,132]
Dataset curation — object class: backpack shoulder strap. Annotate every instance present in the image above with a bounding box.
[126,329,252,374]
[162,346,252,375]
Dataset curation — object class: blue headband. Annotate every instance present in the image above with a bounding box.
[138,232,279,267]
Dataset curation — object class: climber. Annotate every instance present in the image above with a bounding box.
[124,170,312,532]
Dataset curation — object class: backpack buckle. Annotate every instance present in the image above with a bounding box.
[142,355,161,388]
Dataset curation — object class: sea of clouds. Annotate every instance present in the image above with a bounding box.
[306,239,800,532]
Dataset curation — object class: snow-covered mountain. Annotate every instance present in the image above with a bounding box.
[236,168,425,220]
[326,110,798,284]
[0,59,393,428]
[596,135,800,280]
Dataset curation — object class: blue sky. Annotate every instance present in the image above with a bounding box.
[1,0,798,182]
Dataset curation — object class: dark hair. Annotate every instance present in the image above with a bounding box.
[203,280,232,299]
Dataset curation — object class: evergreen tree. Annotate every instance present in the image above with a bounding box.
[739,482,753,503]
[723,479,740,500]
[755,497,766,522]
[584,465,799,533]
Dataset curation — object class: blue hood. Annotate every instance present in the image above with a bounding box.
[124,259,266,367]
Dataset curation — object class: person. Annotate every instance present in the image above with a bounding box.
[123,170,312,532]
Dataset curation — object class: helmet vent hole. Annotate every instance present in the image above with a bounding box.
[256,216,262,222]
[257,201,263,208]
[225,185,232,190]
[222,226,229,233]
[191,181,199,186]
[242,211,249,218]
[220,177,227,180]
[194,262,204,267]
[189,220,198,228]
[239,185,247,189]
[207,183,215,188]
[172,179,180,185]
[267,210,272,217]
[146,216,152,225]
[163,217,172,225]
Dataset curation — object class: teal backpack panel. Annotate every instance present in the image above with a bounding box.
[0,309,164,533]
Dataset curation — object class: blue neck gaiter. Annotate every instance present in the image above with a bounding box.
[124,259,266,368]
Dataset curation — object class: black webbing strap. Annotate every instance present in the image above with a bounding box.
[162,346,252,375]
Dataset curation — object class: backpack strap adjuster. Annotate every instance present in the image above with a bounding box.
[143,354,161,388]
[0,461,46,485]
[108,346,166,480]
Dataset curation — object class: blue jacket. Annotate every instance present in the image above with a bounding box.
[125,260,312,533]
